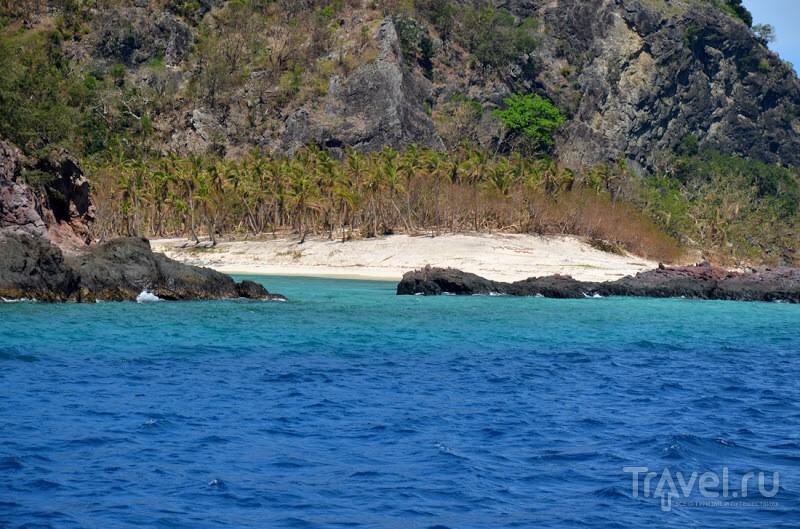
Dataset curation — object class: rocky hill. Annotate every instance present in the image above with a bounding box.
[3,0,798,172]
[3,0,800,267]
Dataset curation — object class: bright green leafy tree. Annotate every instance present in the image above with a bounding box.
[493,94,565,149]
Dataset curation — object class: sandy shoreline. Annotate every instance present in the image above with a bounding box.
[150,233,659,283]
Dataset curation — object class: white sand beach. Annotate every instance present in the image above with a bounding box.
[150,233,659,282]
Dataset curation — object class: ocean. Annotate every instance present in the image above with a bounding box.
[1,275,798,528]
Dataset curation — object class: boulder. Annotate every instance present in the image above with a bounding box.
[0,233,79,302]
[396,265,499,296]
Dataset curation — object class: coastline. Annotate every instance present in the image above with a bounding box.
[150,233,660,283]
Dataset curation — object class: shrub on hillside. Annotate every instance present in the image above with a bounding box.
[494,94,565,150]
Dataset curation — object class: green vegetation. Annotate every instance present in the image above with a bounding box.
[0,30,89,154]
[494,94,565,150]
[89,145,682,261]
[711,0,753,26]
[634,151,800,264]
[394,15,436,76]
[753,23,776,47]
[2,1,799,267]
[414,1,538,69]
[454,7,538,69]
[0,22,154,157]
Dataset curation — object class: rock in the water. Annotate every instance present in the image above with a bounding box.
[0,233,79,302]
[398,264,800,303]
[396,265,500,296]
[236,279,287,301]
[0,234,285,303]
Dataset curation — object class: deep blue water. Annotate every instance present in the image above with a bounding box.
[1,275,799,528]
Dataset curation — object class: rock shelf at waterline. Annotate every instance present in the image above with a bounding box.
[397,264,800,303]
[0,234,286,303]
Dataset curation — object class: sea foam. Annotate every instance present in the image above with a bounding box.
[136,291,162,303]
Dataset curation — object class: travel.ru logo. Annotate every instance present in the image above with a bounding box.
[624,466,780,512]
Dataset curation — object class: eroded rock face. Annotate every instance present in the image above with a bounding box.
[398,264,800,303]
[282,18,444,155]
[34,151,95,248]
[0,141,95,248]
[0,235,286,302]
[0,142,48,240]
[92,8,192,66]
[512,0,800,170]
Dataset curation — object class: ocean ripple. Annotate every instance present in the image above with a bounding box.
[0,276,798,527]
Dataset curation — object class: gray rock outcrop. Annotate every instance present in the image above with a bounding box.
[282,18,444,155]
[502,0,800,170]
[92,8,192,66]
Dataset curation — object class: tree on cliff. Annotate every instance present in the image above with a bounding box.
[494,94,565,152]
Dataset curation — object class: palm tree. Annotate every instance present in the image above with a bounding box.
[288,157,319,243]
[179,155,204,244]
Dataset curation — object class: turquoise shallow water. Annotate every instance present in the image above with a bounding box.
[1,275,799,528]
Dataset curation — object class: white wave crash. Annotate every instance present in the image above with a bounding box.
[136,291,163,303]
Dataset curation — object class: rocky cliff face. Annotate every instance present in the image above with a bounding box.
[279,0,800,170]
[500,0,800,171]
[282,18,444,155]
[0,141,95,248]
[14,1,800,171]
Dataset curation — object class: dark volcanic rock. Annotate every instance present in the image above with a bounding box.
[236,279,286,301]
[398,264,800,303]
[0,233,79,302]
[0,235,285,302]
[505,274,599,299]
[66,237,285,302]
[396,266,499,295]
[510,0,800,170]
